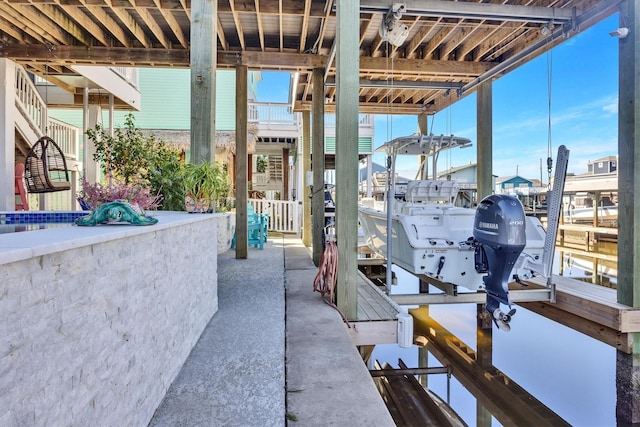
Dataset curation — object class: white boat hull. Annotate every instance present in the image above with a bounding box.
[358,203,546,292]
[564,206,618,223]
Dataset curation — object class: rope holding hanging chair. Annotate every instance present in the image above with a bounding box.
[24,136,71,193]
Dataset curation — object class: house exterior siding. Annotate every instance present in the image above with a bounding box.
[51,69,259,132]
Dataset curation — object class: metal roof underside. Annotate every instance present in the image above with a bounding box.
[0,0,621,115]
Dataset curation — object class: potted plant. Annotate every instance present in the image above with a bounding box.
[181,161,231,213]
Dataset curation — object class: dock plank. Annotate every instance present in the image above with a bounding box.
[356,271,399,321]
[514,275,640,352]
[347,272,402,346]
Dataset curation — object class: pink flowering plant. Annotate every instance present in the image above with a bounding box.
[78,177,161,212]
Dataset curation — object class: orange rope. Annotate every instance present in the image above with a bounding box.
[313,240,350,326]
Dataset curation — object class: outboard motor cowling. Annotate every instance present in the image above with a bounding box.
[473,194,526,331]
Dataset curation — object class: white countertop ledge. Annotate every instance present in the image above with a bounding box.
[0,211,222,266]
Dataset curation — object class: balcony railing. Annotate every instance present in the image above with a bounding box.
[325,114,373,128]
[249,102,299,126]
[15,66,47,135]
[48,118,79,161]
[15,65,79,160]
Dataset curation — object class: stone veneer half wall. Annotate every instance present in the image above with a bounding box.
[0,212,220,425]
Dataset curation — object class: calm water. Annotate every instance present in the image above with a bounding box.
[372,256,617,426]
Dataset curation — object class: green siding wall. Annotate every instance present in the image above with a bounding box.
[50,69,258,132]
[324,136,373,155]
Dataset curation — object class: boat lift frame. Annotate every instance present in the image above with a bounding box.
[384,144,570,307]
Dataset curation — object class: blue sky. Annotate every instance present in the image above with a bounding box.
[257,14,619,181]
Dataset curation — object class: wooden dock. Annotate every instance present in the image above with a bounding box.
[515,275,640,354]
[347,270,401,346]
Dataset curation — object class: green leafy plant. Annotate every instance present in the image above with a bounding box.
[181,161,231,212]
[87,113,156,185]
[256,155,268,173]
[85,113,187,211]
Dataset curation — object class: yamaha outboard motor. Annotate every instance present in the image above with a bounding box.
[473,194,526,331]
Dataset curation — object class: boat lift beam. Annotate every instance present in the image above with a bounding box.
[392,288,553,306]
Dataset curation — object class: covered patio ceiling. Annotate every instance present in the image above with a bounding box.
[0,0,621,115]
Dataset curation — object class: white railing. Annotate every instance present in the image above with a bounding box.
[325,113,374,128]
[110,67,139,90]
[248,102,299,125]
[15,66,47,135]
[249,198,299,234]
[48,118,79,160]
[14,65,80,160]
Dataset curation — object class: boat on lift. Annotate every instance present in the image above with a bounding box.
[358,133,569,330]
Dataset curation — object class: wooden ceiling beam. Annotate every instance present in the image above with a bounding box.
[0,43,189,66]
[0,12,39,44]
[422,23,455,59]
[107,5,152,47]
[406,17,440,59]
[32,4,95,46]
[56,4,114,47]
[255,0,265,51]
[278,0,283,52]
[217,0,326,16]
[219,50,328,69]
[4,3,73,46]
[134,2,172,48]
[216,15,228,50]
[229,0,246,51]
[359,56,494,76]
[153,0,188,49]
[299,0,311,53]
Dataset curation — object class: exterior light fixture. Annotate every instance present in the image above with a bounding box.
[609,27,629,38]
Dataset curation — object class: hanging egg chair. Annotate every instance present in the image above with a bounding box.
[24,136,71,193]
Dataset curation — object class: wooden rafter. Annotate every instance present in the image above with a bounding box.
[229,0,246,51]
[299,0,312,53]
[136,4,171,49]
[217,15,228,51]
[0,0,619,116]
[153,0,188,49]
[107,5,152,48]
[255,0,265,51]
[57,4,114,47]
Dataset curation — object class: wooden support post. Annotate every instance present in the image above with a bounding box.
[235,65,249,259]
[616,1,640,424]
[312,67,325,266]
[0,59,16,210]
[302,111,312,247]
[477,81,493,199]
[335,0,359,320]
[593,191,601,227]
[418,345,429,388]
[190,0,216,165]
[418,112,428,179]
[283,147,289,200]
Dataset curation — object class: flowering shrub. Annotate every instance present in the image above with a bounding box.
[78,177,162,212]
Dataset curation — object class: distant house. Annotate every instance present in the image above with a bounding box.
[496,175,534,193]
[587,156,617,175]
[437,162,479,186]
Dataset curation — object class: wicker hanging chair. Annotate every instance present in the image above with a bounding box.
[24,136,71,193]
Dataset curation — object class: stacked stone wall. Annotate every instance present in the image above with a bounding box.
[0,217,218,426]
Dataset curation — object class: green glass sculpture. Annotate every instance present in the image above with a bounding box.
[75,201,158,226]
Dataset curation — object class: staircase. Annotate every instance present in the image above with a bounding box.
[13,65,81,210]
